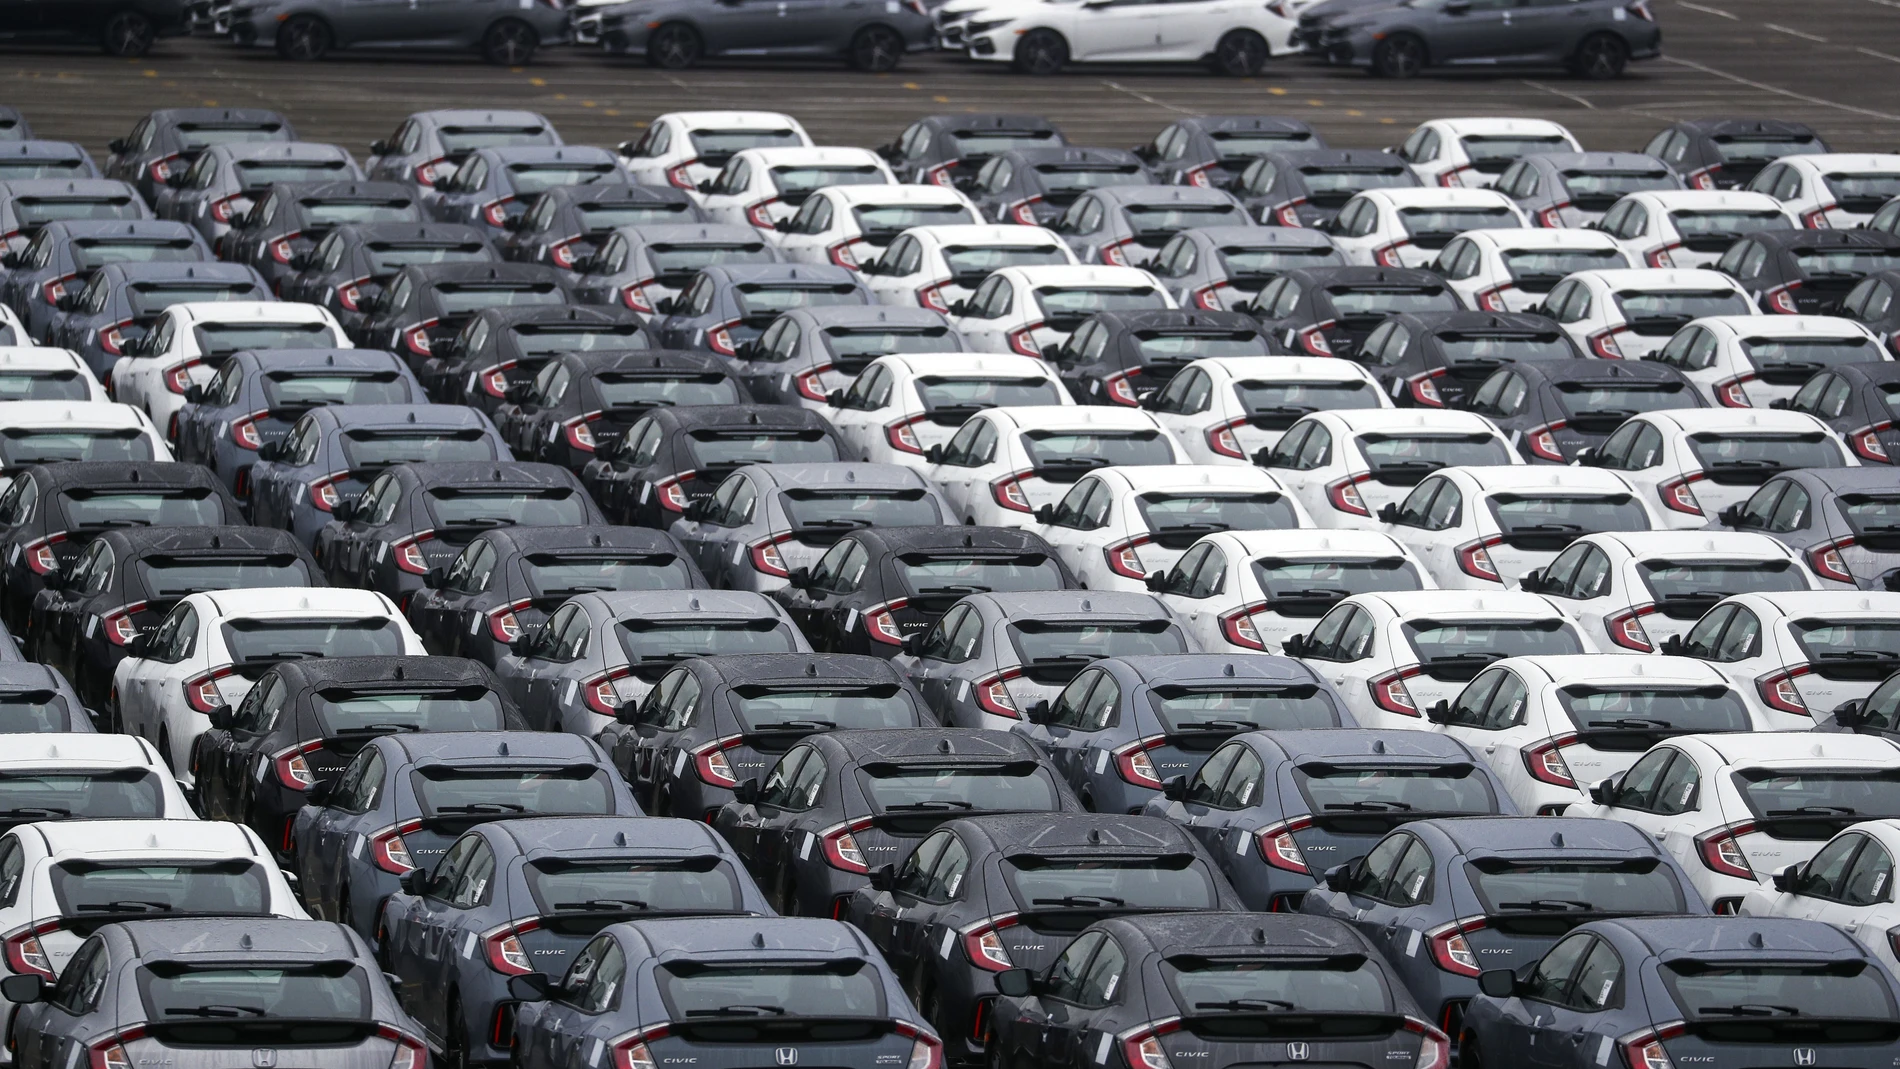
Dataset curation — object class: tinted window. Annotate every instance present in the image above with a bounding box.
[139,963,368,1020]
[50,860,268,915]
[1002,857,1217,909]
[220,618,403,663]
[781,489,940,529]
[1556,685,1751,735]
[1020,429,1173,468]
[859,765,1063,813]
[313,689,508,733]
[412,766,614,817]
[0,769,164,819]
[137,556,310,597]
[0,430,155,465]
[730,686,918,731]
[1464,859,1686,913]
[616,619,798,661]
[262,373,409,407]
[522,554,695,595]
[656,961,883,1018]
[340,430,497,467]
[915,375,1063,409]
[686,431,838,468]
[1164,958,1392,1015]
[1134,492,1300,534]
[524,858,743,913]
[1149,686,1340,733]
[1403,619,1583,663]
[1661,962,1894,1021]
[1686,433,1843,471]
[56,490,225,528]
[425,490,587,527]
[898,554,1064,594]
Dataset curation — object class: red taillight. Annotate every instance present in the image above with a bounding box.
[335,276,370,312]
[1192,284,1224,310]
[209,195,243,224]
[1256,816,1313,872]
[1008,199,1042,225]
[1766,283,1802,312]
[1273,197,1308,227]
[706,319,741,357]
[1406,369,1446,407]
[749,534,793,578]
[488,599,530,643]
[1099,239,1135,267]
[88,1028,148,1069]
[478,362,514,399]
[1645,244,1680,268]
[3,920,60,979]
[1523,734,1578,787]
[960,914,1020,971]
[795,367,831,402]
[481,198,514,228]
[1809,538,1857,583]
[885,415,927,455]
[864,599,910,647]
[563,412,601,453]
[665,160,699,190]
[990,469,1035,513]
[548,237,585,270]
[1112,736,1166,788]
[1476,285,1510,312]
[229,409,268,450]
[1405,1018,1452,1069]
[164,360,202,395]
[974,670,1022,718]
[23,534,65,576]
[1374,242,1407,268]
[1184,165,1213,189]
[1368,667,1422,716]
[309,470,349,512]
[1426,917,1486,976]
[1218,601,1271,651]
[1207,418,1247,459]
[269,233,299,265]
[1526,420,1567,462]
[655,472,696,513]
[1326,473,1372,516]
[1623,1024,1685,1069]
[895,1020,942,1069]
[1456,536,1503,583]
[1801,210,1832,231]
[1606,605,1656,652]
[272,739,322,789]
[1695,821,1758,878]
[827,241,861,270]
[1715,375,1754,408]
[745,199,780,230]
[41,274,74,306]
[819,816,876,872]
[1852,423,1893,463]
[1588,329,1626,359]
[583,668,633,716]
[1438,167,1469,188]
[1758,666,1812,716]
[102,601,149,647]
[413,158,452,187]
[1121,1019,1184,1069]
[1659,474,1704,516]
[99,319,134,356]
[621,280,655,314]
[391,531,435,574]
[482,918,541,975]
[691,735,743,787]
[1297,322,1334,356]
[183,665,235,713]
[369,820,420,872]
[916,282,952,312]
[1103,370,1140,406]
[1627,0,1655,20]
[1007,323,1045,359]
[148,155,181,184]
[403,320,437,357]
[1103,536,1153,579]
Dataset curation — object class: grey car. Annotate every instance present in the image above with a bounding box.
[424,145,626,240]
[651,263,874,364]
[279,221,498,340]
[500,184,706,282]
[0,180,150,258]
[670,461,956,593]
[570,222,780,317]
[964,146,1152,228]
[1137,115,1324,190]
[894,589,1197,731]
[2,919,428,1069]
[1305,0,1663,80]
[1055,184,1255,269]
[1149,226,1346,312]
[228,0,569,64]
[0,142,99,185]
[737,304,968,408]
[154,141,364,248]
[593,0,933,72]
[1231,148,1421,228]
[104,107,295,206]
[881,113,1066,187]
[1717,468,1900,591]
[47,261,269,381]
[1,219,209,342]
[1495,152,1684,228]
[365,109,562,192]
[492,589,810,738]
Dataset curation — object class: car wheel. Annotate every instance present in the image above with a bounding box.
[100,11,157,56]
[849,25,905,72]
[482,19,538,64]
[1011,28,1068,74]
[1372,33,1425,77]
[1570,32,1627,79]
[275,15,332,60]
[646,22,702,69]
[1460,1036,1483,1069]
[1211,29,1268,76]
[445,997,470,1069]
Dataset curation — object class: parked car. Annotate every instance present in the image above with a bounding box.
[1143,354,1388,465]
[1149,225,1345,311]
[1593,189,1796,270]
[1651,313,1887,411]
[105,107,295,205]
[1494,151,1682,228]
[1643,118,1830,190]
[1782,361,1900,464]
[1718,468,1900,590]
[46,261,269,380]
[614,110,810,192]
[366,109,562,191]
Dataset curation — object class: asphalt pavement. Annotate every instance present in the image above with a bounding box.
[3,0,1900,162]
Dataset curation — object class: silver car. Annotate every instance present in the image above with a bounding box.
[153,140,363,247]
[365,109,561,192]
[570,222,781,316]
[227,0,569,63]
[735,304,969,408]
[1305,0,1663,79]
[1148,225,1346,312]
[423,145,625,239]
[592,0,932,72]
[1494,151,1684,228]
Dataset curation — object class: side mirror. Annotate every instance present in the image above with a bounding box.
[1587,776,1617,806]
[166,172,188,188]
[206,704,233,731]
[654,297,677,316]
[1161,775,1188,801]
[1424,700,1453,725]
[510,629,542,656]
[0,254,18,270]
[369,139,390,157]
[1772,863,1804,895]
[1573,446,1596,465]
[697,180,717,195]
[1033,504,1055,524]
[1322,862,1354,893]
[398,868,430,895]
[1144,573,1169,593]
[54,294,76,312]
[1445,0,1471,11]
[423,567,446,590]
[1659,635,1685,656]
[868,863,897,892]
[0,975,45,1004]
[306,778,336,807]
[1477,969,1518,999]
[40,569,65,592]
[924,445,944,464]
[947,301,968,317]
[183,384,205,404]
[732,778,760,805]
[1769,398,1791,410]
[290,252,313,271]
[508,973,552,1002]
[786,566,811,590]
[502,214,524,231]
[1282,633,1308,657]
[993,968,1036,999]
[1376,502,1400,524]
[1716,504,1742,528]
[127,631,152,658]
[108,138,128,155]
[256,440,284,462]
[331,496,358,522]
[682,498,710,522]
[1519,568,1544,592]
[572,255,597,274]
[1833,699,1867,728]
[900,632,926,657]
[226,211,249,230]
[1022,699,1050,725]
[826,388,846,408]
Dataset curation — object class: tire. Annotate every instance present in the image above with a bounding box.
[1461,1037,1483,1069]
[482,19,538,65]
[849,24,905,72]
[1570,32,1628,79]
[274,15,331,60]
[444,997,470,1069]
[1011,28,1068,74]
[646,22,702,69]
[1211,29,1268,76]
[100,10,157,56]
[1372,33,1425,78]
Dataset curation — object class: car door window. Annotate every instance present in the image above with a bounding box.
[49,939,106,1015]
[1523,933,1593,1005]
[1677,604,1735,659]
[1476,670,1529,730]
[1186,743,1243,806]
[896,831,949,897]
[1711,607,1760,662]
[1045,932,1105,1005]
[1349,833,1413,900]
[1768,483,1810,532]
[336,748,387,813]
[428,834,478,900]
[761,746,825,811]
[811,540,868,594]
[232,675,285,733]
[1649,751,1702,816]
[1163,542,1225,599]
[1568,939,1624,1012]
[1381,837,1434,906]
[1568,547,1612,599]
[1608,748,1676,810]
[1801,834,1864,901]
[0,839,21,908]
[1538,543,1588,598]
[449,839,496,907]
[1843,837,1895,906]
[922,835,970,900]
[577,942,625,1014]
[1076,938,1127,1007]
[1048,479,1103,529]
[1444,669,1504,728]
[1212,747,1264,808]
[1732,482,1784,531]
[1076,672,1120,732]
[1047,671,1101,730]
[920,604,972,661]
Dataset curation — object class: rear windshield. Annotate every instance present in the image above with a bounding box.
[952,130,1057,156]
[1250,557,1426,599]
[1397,207,1520,237]
[424,489,587,527]
[1552,381,1697,420]
[56,489,225,528]
[313,688,507,733]
[1007,620,1186,664]
[298,199,419,226]
[1216,245,1343,280]
[688,128,803,157]
[12,198,140,226]
[340,430,497,467]
[127,283,259,317]
[820,327,959,359]
[1134,492,1301,534]
[768,166,886,198]
[412,766,615,817]
[1839,495,1900,539]
[0,769,164,820]
[366,242,493,273]
[136,556,310,597]
[1822,173,1900,208]
[656,962,883,1019]
[50,860,268,916]
[1662,962,1894,1022]
[521,554,696,596]
[616,619,799,662]
[1032,286,1169,321]
[1299,166,1415,201]
[262,372,409,408]
[1211,131,1316,161]
[1234,378,1383,416]
[916,375,1063,409]
[0,429,152,466]
[232,160,349,188]
[1500,249,1628,281]
[1149,686,1340,733]
[195,322,335,354]
[1485,494,1652,536]
[524,858,744,914]
[1459,136,1570,162]
[1401,619,1584,664]
[1290,764,1499,816]
[941,244,1071,282]
[72,239,200,269]
[1740,334,1885,368]
[504,164,617,195]
[1685,433,1844,471]
[781,488,941,530]
[1560,169,1679,199]
[0,692,73,733]
[1034,164,1149,199]
[1613,289,1752,320]
[1435,331,1577,362]
[1020,429,1174,469]
[851,203,972,235]
[645,242,775,278]
[1667,209,1794,238]
[730,686,918,731]
[1464,859,1686,914]
[1003,856,1218,910]
[1133,331,1268,361]
[1555,685,1752,735]
[594,373,740,409]
[859,764,1063,813]
[176,123,288,151]
[576,202,693,230]
[511,325,646,356]
[898,554,1065,595]
[219,617,404,663]
[733,285,864,319]
[1788,619,1900,662]
[1325,286,1459,317]
[1635,559,1809,604]
[138,963,368,1021]
[438,127,556,152]
[1731,768,1900,823]
[1713,136,1824,162]
[1164,957,1392,1015]
[433,283,565,314]
[1357,433,1512,472]
[1121,203,1248,232]
[686,430,838,468]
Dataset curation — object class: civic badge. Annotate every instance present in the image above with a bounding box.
[1287,1043,1311,1062]
[252,1051,277,1069]
[1792,1050,1817,1067]
[775,1049,799,1066]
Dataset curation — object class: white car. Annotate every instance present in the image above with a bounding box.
[1258,409,1519,530]
[826,352,1071,469]
[924,404,1185,526]
[615,111,813,194]
[1287,588,1592,730]
[1539,268,1758,361]
[1146,355,1390,466]
[0,818,304,996]
[1668,590,1900,729]
[1649,314,1888,409]
[109,301,349,445]
[950,264,1173,357]
[1428,654,1755,816]
[1582,408,1853,531]
[0,305,24,347]
[0,346,108,403]
[1149,528,1433,655]
[0,400,169,494]
[961,0,1294,74]
[773,184,980,271]
[1522,530,1819,653]
[862,224,1076,311]
[1745,153,1900,229]
[1394,118,1581,190]
[1569,732,1900,912]
[697,147,895,233]
[1429,228,1631,314]
[1593,190,1798,270]
[0,732,195,819]
[1034,463,1312,591]
[1740,818,1900,977]
[1379,465,1657,590]
[113,587,422,782]
[1326,187,1528,269]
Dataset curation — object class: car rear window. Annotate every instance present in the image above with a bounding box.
[781,488,941,530]
[1666,209,1795,238]
[1787,619,1900,663]
[219,617,404,664]
[1325,286,1459,317]
[656,961,884,1019]
[136,555,311,597]
[438,126,556,152]
[1031,286,1169,323]
[424,489,587,527]
[176,123,288,151]
[0,370,81,402]
[1555,684,1752,736]
[432,283,565,314]
[941,244,1072,285]
[1838,494,1900,540]
[1731,767,1900,824]
[522,553,696,596]
[646,242,776,282]
[1500,249,1628,283]
[262,371,409,408]
[1463,857,1686,914]
[1234,378,1383,418]
[1003,855,1218,910]
[510,324,646,356]
[138,962,369,1021]
[50,859,269,916]
[1020,428,1174,469]
[1613,289,1754,321]
[57,489,225,528]
[1134,492,1302,535]
[1711,136,1824,163]
[616,618,800,662]
[685,430,839,468]
[1401,619,1583,665]
[1298,166,1415,205]
[1661,961,1895,1022]
[1485,493,1652,537]
[232,160,350,188]
[733,284,865,319]
[952,130,1059,157]
[524,857,744,914]
[1740,334,1884,369]
[1356,432,1512,473]
[1290,763,1499,816]
[1685,433,1845,471]
[1215,244,1344,283]
[365,242,493,273]
[1792,248,1900,275]
[1148,685,1341,733]
[1132,330,1268,361]
[593,372,741,410]
[72,239,201,269]
[1559,169,1679,201]
[1163,956,1393,1016]
[820,326,960,359]
[768,165,887,198]
[1121,203,1248,233]
[0,690,74,733]
[504,164,618,195]
[340,429,497,467]
[730,684,919,731]
[0,429,154,466]
[859,763,1063,814]
[12,198,141,226]
[126,283,258,317]
[1435,331,1577,362]
[298,199,419,226]
[915,375,1063,410]
[1034,164,1149,201]
[1007,620,1187,665]
[1249,557,1426,600]
[1210,131,1316,161]
[1635,559,1809,606]
[688,128,803,157]
[1551,380,1697,421]
[194,322,336,355]
[412,765,615,817]
[1396,207,1520,237]
[0,768,164,821]
[897,554,1065,595]
[313,688,508,733]
[851,203,973,237]
[576,201,693,230]
[1822,173,1900,211]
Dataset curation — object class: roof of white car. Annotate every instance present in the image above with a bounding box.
[1097,464,1289,495]
[996,264,1162,289]
[1693,315,1880,340]
[1507,653,1729,687]
[661,112,808,135]
[1354,589,1568,620]
[1583,530,1802,561]
[1218,528,1417,558]
[1570,268,1742,291]
[0,733,165,770]
[880,352,1057,379]
[1681,731,1900,768]
[1439,464,1635,495]
[1467,228,1625,252]
[1624,189,1788,212]
[982,405,1164,432]
[0,347,91,371]
[166,300,335,326]
[1637,407,1835,436]
[29,819,261,860]
[1425,118,1578,142]
[1314,408,1503,436]
[730,146,887,170]
[1362,187,1520,211]
[1189,356,1380,383]
[819,184,972,208]
[1723,590,1900,617]
[188,586,401,620]
[1780,153,1900,173]
[0,400,149,429]
[904,225,1069,250]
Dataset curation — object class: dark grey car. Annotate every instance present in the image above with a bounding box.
[593,0,933,72]
[965,146,1152,228]
[365,109,562,192]
[1717,468,1900,591]
[1495,152,1683,228]
[227,0,570,64]
[1305,0,1663,80]
[569,222,780,317]
[47,261,269,381]
[1149,225,1346,311]
[104,107,295,206]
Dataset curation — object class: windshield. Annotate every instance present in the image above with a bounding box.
[646,243,775,279]
[56,489,225,528]
[768,166,887,198]
[1686,433,1844,471]
[1840,495,1900,539]
[1397,207,1520,236]
[1210,131,1315,161]
[1823,173,1900,208]
[1556,686,1752,735]
[1615,290,1753,320]
[1293,764,1499,815]
[1122,204,1247,233]
[1733,768,1900,822]
[1662,962,1894,1021]
[1668,209,1795,238]
[195,323,335,354]
[1032,286,1169,322]
[13,198,140,226]
[1020,429,1173,469]
[51,860,267,916]
[859,765,1063,814]
[1636,559,1809,604]
[521,554,696,596]
[1008,621,1186,664]
[136,557,310,597]
[1326,286,1459,317]
[339,430,497,467]
[1553,381,1697,420]
[1034,165,1149,200]
[851,204,972,236]
[915,375,1063,409]
[71,240,200,269]
[781,489,941,530]
[438,127,556,152]
[1486,494,1652,537]
[951,130,1057,156]
[1134,492,1301,534]
[261,372,408,408]
[0,430,154,465]
[941,244,1071,282]
[594,373,740,409]
[232,160,349,188]
[1165,958,1392,1015]
[656,962,883,1019]
[1299,166,1415,204]
[1740,335,1884,368]
[0,692,73,733]
[433,284,565,314]
[1133,332,1268,361]
[298,200,419,226]
[730,686,918,731]
[820,327,959,359]
[314,689,507,733]
[1149,687,1340,733]
[1234,378,1382,416]
[505,164,618,195]
[126,283,257,317]
[0,372,81,402]
[139,963,368,1021]
[524,858,743,914]
[1501,249,1628,281]
[1251,557,1426,600]
[1561,169,1678,199]
[1436,332,1578,361]
[1713,136,1825,162]
[413,766,614,817]
[733,285,864,319]
[898,554,1065,595]
[686,431,838,468]
[424,490,587,527]
[1402,620,1584,664]
[219,618,404,663]
[1788,619,1900,663]
[576,202,693,230]
[1216,246,1343,280]
[366,242,492,272]
[688,128,802,157]
[1003,856,1217,909]
[616,619,799,662]
[0,769,163,821]
[1358,433,1512,472]
[1465,859,1685,913]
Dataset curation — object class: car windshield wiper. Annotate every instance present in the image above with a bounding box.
[1195,998,1296,1012]
[541,586,609,597]
[914,584,991,595]
[1706,460,1785,470]
[1766,805,1857,816]
[445,517,518,528]
[1566,409,1637,420]
[75,900,174,913]
[432,802,527,814]
[1324,800,1412,812]
[685,1005,786,1017]
[1273,587,1350,599]
[554,899,649,911]
[89,518,153,527]
[1585,718,1673,729]
[330,724,421,734]
[1036,457,1113,469]
[1170,720,1260,731]
[1497,899,1594,912]
[750,719,836,731]
[1028,654,1095,666]
[166,1005,268,1018]
[1154,522,1232,534]
[0,807,70,819]
[883,800,975,811]
[1508,523,1583,533]
[1815,650,1900,661]
[1033,895,1127,907]
[794,518,874,529]
[1426,653,1503,665]
[1698,1004,1801,1017]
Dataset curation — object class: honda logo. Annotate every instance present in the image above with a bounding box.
[775,1049,799,1066]
[1287,1043,1310,1062]
[1792,1050,1816,1067]
[251,1051,277,1069]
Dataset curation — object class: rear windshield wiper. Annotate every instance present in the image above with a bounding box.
[1497,899,1594,912]
[0,807,69,819]
[1195,998,1296,1011]
[883,800,975,811]
[1766,805,1857,816]
[165,1005,268,1018]
[554,898,649,910]
[329,724,421,735]
[432,802,527,814]
[1586,718,1673,730]
[75,900,174,913]
[1698,1004,1801,1017]
[1323,800,1412,812]
[1033,894,1126,907]
[750,719,836,731]
[685,1005,787,1017]
[1170,720,1259,731]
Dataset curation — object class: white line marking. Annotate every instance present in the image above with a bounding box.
[1521,80,1597,109]
[1675,1,1736,17]
[1858,46,1900,64]
[1100,80,1197,115]
[1662,56,1900,121]
[1765,22,1827,41]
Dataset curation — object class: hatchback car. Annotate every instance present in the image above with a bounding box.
[733,304,967,411]
[1247,265,1465,361]
[231,0,571,62]
[1358,310,1583,411]
[1718,468,1900,591]
[1259,408,1518,529]
[1473,359,1705,466]
[1717,229,1900,319]
[1745,152,1900,229]
[614,110,811,192]
[924,404,1186,527]
[0,179,149,259]
[0,661,95,732]
[696,147,896,233]
[156,141,363,248]
[501,184,704,282]
[651,262,872,363]
[1149,226,1346,313]
[585,403,845,528]
[1232,148,1417,228]
[220,180,420,294]
[366,109,563,192]
[1144,354,1388,466]
[825,351,1069,469]
[950,263,1175,358]
[1430,228,1632,314]
[882,113,1065,189]
[1593,189,1796,271]
[0,347,104,407]
[425,146,626,239]
[0,400,169,496]
[1326,187,1528,270]
[1055,185,1254,269]
[356,262,577,381]
[0,733,193,832]
[1738,818,1900,978]
[1652,313,1888,411]
[1783,362,1900,465]
[105,107,295,206]
[1838,269,1900,358]
[965,2,1301,76]
[1050,309,1268,408]
[280,221,497,340]
[1494,151,1681,228]
[774,184,980,274]
[2,219,208,342]
[864,224,1076,313]
[438,304,651,412]
[1394,118,1582,189]
[500,348,743,465]
[1643,118,1830,191]
[1539,268,1758,361]
[594,0,933,70]
[1315,0,1657,78]
[1667,590,1900,728]
[964,146,1151,228]
[48,262,270,381]
[569,222,780,316]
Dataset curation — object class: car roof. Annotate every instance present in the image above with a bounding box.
[881,352,1050,378]
[1528,152,1672,172]
[1089,186,1240,207]
[982,405,1162,431]
[322,403,491,429]
[1257,149,1401,168]
[28,818,262,859]
[950,812,1196,852]
[1416,816,1649,854]
[1733,590,1900,617]
[659,110,800,128]
[1188,226,1337,249]
[904,224,1064,247]
[1441,464,1636,495]
[1572,268,1739,290]
[746,462,931,491]
[1675,118,1818,137]
[1089,309,1257,333]
[262,179,411,201]
[1629,189,1786,211]
[385,461,582,490]
[0,400,144,428]
[1502,653,1726,687]
[1095,464,1284,494]
[399,262,566,285]
[331,222,491,245]
[1469,227,1624,251]
[1783,153,1900,172]
[1217,528,1411,556]
[0,179,136,199]
[34,219,195,240]
[168,300,331,325]
[782,305,950,329]
[535,184,693,206]
[1098,911,1362,956]
[1112,654,1319,686]
[823,727,1040,762]
[1586,530,1798,560]
[1365,187,1517,209]
[997,264,1160,287]
[229,348,402,373]
[617,916,868,958]
[733,146,883,167]
[0,347,90,370]
[1689,314,1876,338]
[118,918,360,960]
[1636,408,1830,434]
[1257,728,1475,762]
[1354,589,1569,619]
[1187,356,1372,381]
[192,586,394,619]
[415,109,553,127]
[472,145,615,165]
[1316,408,1500,433]
[1777,467,1900,494]
[24,460,216,492]
[1682,730,1900,766]
[851,525,1054,555]
[151,107,289,125]
[489,815,728,857]
[0,732,162,768]
[588,589,780,618]
[1182,115,1316,134]
[209,141,353,162]
[1279,266,1445,287]
[971,590,1169,621]
[1429,117,1575,138]
[823,185,968,207]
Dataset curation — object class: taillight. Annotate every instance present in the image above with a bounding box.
[654,472,696,513]
[1297,323,1334,356]
[334,277,369,312]
[1218,602,1271,651]
[611,1025,669,1069]
[1757,665,1812,716]
[23,534,66,576]
[1406,369,1446,407]
[1008,197,1043,225]
[488,599,530,643]
[1120,1019,1184,1069]
[885,415,927,455]
[102,601,149,647]
[1207,418,1247,459]
[583,669,633,716]
[1476,285,1510,312]
[827,240,861,270]
[621,280,655,313]
[1645,244,1679,268]
[1605,605,1656,651]
[1766,283,1802,312]
[749,534,793,578]
[706,319,740,357]
[548,237,585,269]
[1404,1018,1451,1069]
[1184,165,1214,188]
[481,198,514,228]
[1715,375,1754,408]
[482,918,541,975]
[863,598,909,647]
[183,665,235,713]
[1099,239,1135,267]
[164,359,202,394]
[990,469,1035,513]
[794,367,831,402]
[1272,197,1308,227]
[1112,736,1166,788]
[1801,210,1832,230]
[1588,329,1626,359]
[413,157,452,187]
[819,816,876,873]
[895,1020,942,1069]
[1622,1023,1685,1069]
[666,160,699,190]
[1256,816,1313,872]
[3,920,59,979]
[1809,538,1857,583]
[1426,917,1486,976]
[1659,474,1704,516]
[41,274,74,306]
[1007,323,1045,359]
[88,1028,148,1069]
[563,412,600,452]
[272,739,322,789]
[1456,536,1503,583]
[1695,821,1758,878]
[269,233,300,265]
[229,409,268,450]
[477,362,514,399]
[1852,423,1894,463]
[1537,206,1568,228]
[1438,166,1470,188]
[1368,667,1422,716]
[691,735,743,787]
[1326,473,1372,516]
[1373,242,1407,268]
[1103,536,1153,579]
[380,1027,427,1069]
[209,195,244,224]
[390,532,435,574]
[369,819,422,873]
[1523,734,1578,787]
[308,470,349,512]
[99,319,134,356]
[744,199,780,230]
[148,155,181,184]
[974,670,1022,718]
[916,282,952,312]
[960,914,1020,971]
[1191,284,1224,310]
[1627,0,1655,20]
[1526,421,1567,462]
[1102,370,1140,406]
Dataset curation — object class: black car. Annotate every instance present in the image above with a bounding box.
[48,260,270,381]
[1715,228,1900,316]
[281,222,498,340]
[990,912,1448,1069]
[194,654,529,863]
[1246,266,1466,360]
[1783,362,1900,465]
[846,812,1245,1061]
[600,652,937,821]
[882,114,1066,187]
[501,183,707,275]
[714,727,1080,918]
[1050,309,1269,406]
[585,403,846,528]
[500,349,747,468]
[965,146,1152,227]
[1138,116,1324,190]
[105,107,295,206]
[436,304,653,418]
[317,460,607,606]
[1355,310,1583,409]
[0,0,184,56]
[220,180,422,293]
[1642,119,1829,190]
[0,661,94,732]
[1232,148,1420,228]
[772,525,1076,656]
[1470,358,1706,464]
[405,525,708,664]
[1840,269,1900,359]
[0,460,240,636]
[33,525,319,708]
[354,261,578,382]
